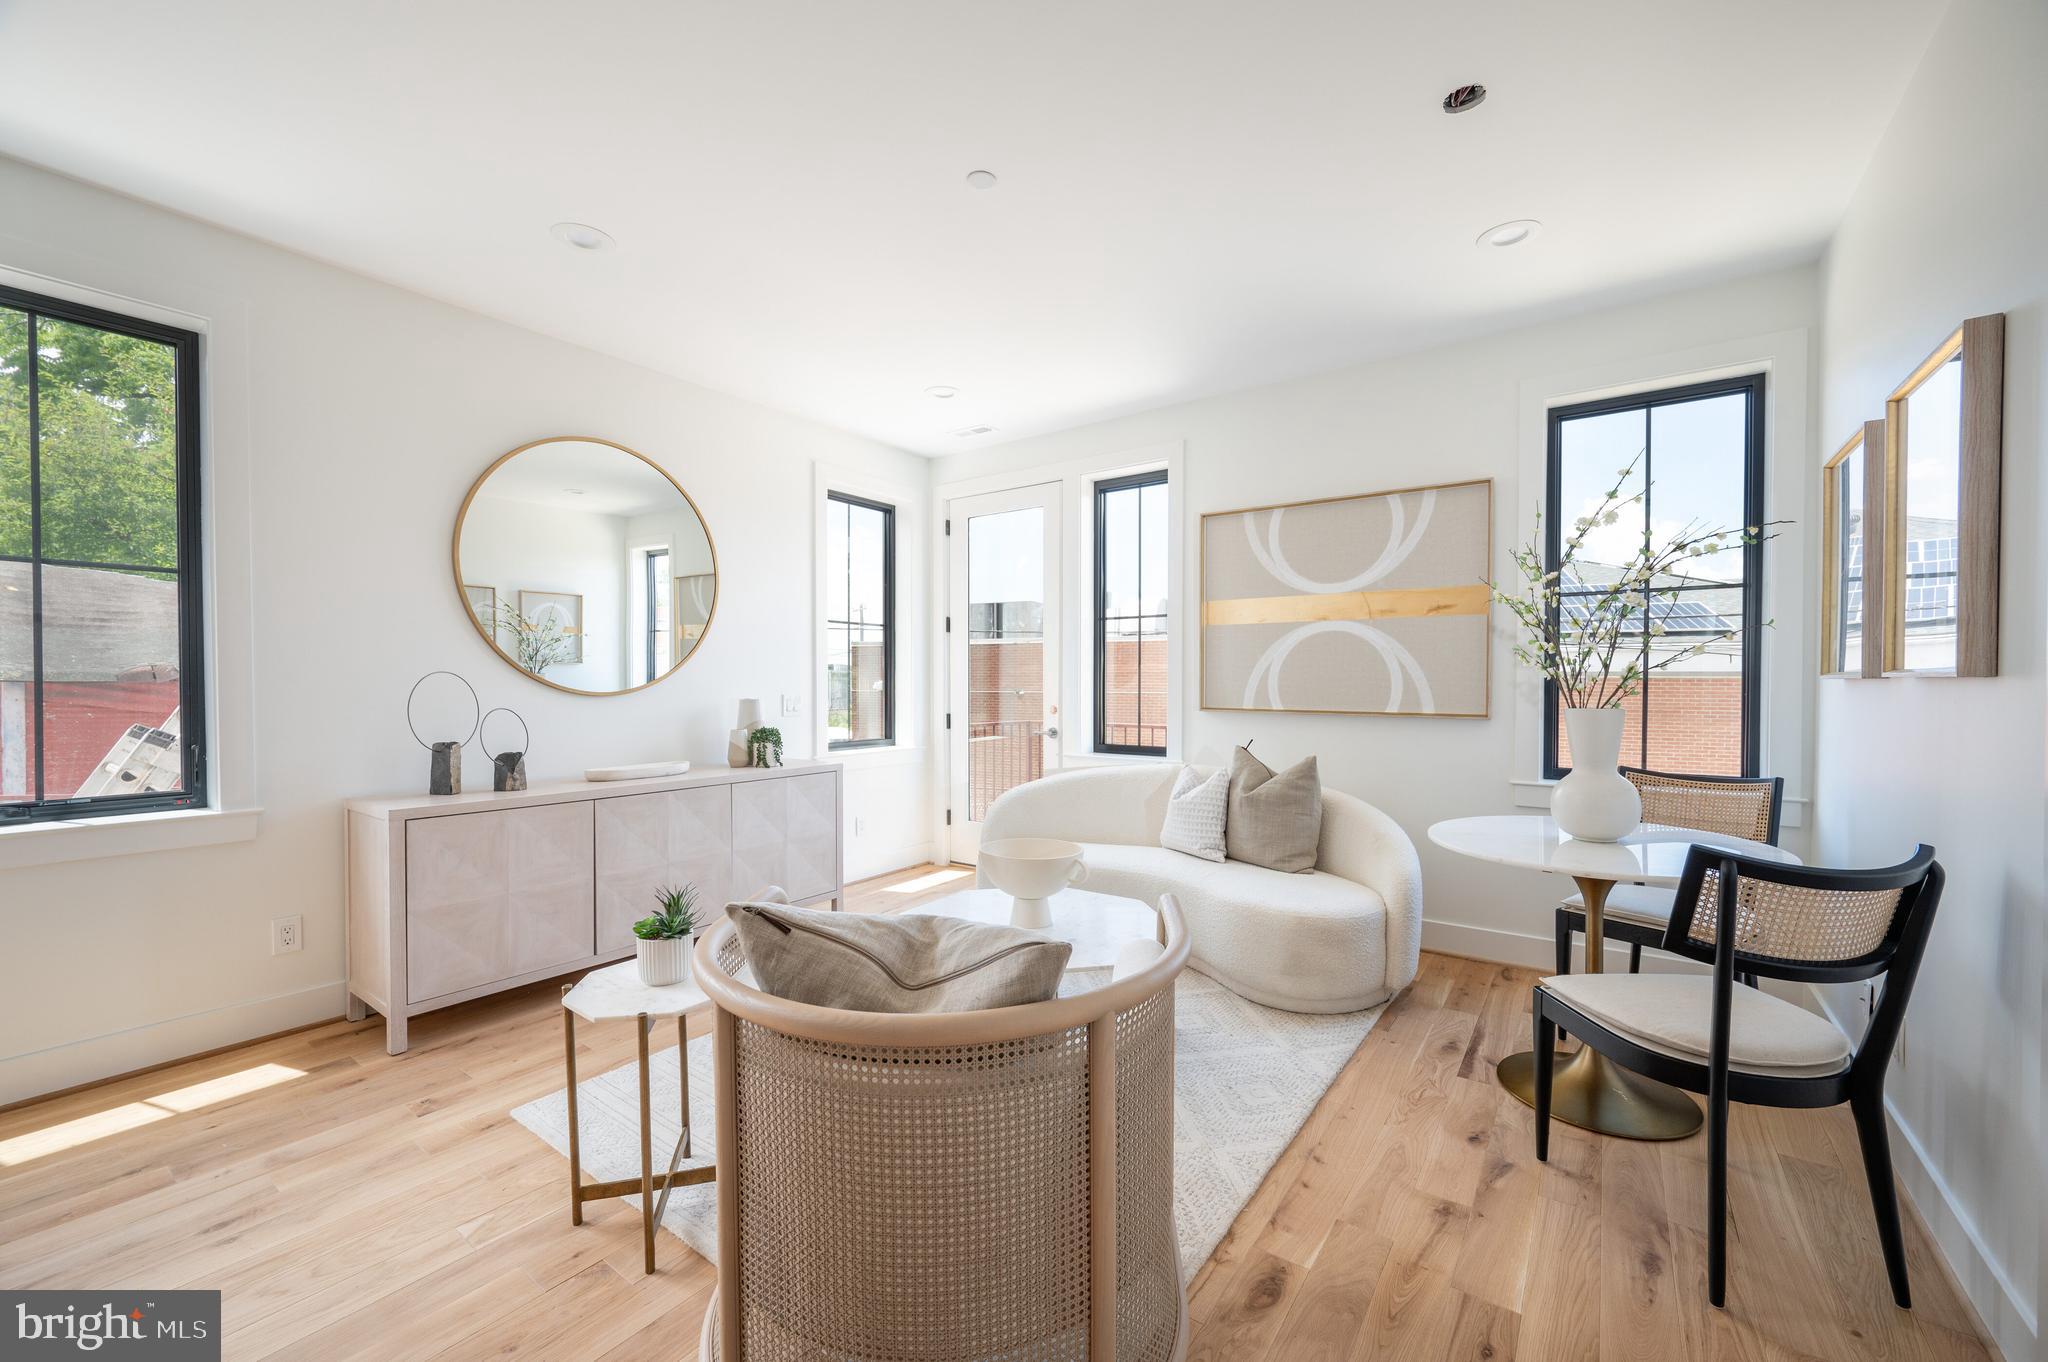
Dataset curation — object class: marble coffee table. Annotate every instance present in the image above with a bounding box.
[902,886,1162,971]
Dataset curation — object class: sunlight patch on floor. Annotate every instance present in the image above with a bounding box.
[0,1062,306,1166]
[885,867,972,894]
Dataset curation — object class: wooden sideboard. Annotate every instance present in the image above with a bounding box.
[345,762,842,1053]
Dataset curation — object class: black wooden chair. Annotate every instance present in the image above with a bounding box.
[1533,842,1943,1309]
[1555,767,1784,978]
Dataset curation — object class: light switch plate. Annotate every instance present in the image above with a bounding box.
[781,694,800,716]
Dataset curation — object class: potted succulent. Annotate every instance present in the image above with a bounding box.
[746,725,784,769]
[632,883,699,986]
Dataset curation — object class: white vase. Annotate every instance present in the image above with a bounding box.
[635,934,694,987]
[1553,707,1642,843]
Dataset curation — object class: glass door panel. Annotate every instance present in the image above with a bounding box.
[948,484,1060,863]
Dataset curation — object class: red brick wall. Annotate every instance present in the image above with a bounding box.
[1555,677,1744,775]
[0,680,180,799]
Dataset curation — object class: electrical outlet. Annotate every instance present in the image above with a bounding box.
[854,815,866,836]
[272,915,302,955]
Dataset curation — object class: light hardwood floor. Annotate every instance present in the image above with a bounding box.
[0,863,1990,1361]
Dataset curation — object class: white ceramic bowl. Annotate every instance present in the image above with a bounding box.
[979,838,1088,927]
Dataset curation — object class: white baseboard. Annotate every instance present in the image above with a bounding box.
[845,840,938,886]
[0,980,345,1108]
[1810,990,2037,1362]
[1421,916,1694,974]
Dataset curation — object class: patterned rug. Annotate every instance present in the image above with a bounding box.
[510,968,1383,1284]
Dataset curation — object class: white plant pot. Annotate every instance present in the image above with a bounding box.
[635,934,695,987]
[1552,707,1642,843]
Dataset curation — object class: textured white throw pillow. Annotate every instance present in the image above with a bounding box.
[1160,766,1229,862]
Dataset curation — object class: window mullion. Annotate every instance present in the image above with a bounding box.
[26,309,45,806]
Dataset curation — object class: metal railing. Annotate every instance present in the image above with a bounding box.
[968,719,1045,821]
[1100,723,1167,751]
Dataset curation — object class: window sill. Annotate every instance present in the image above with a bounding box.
[1064,750,1178,769]
[0,806,263,872]
[1509,778,1806,829]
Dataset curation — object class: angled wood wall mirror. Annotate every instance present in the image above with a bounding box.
[1821,419,1884,678]
[1883,313,2004,677]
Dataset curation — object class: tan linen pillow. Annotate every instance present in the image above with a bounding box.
[1224,747,1323,873]
[726,901,1071,1013]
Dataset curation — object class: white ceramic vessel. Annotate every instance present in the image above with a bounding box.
[978,837,1089,928]
[1551,707,1642,842]
[635,934,695,987]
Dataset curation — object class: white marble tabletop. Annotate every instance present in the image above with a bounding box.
[563,958,712,1023]
[1427,814,1799,887]
[903,887,1159,972]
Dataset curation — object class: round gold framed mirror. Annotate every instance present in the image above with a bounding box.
[452,436,718,695]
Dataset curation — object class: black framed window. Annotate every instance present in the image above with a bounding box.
[825,492,894,749]
[1094,469,1168,755]
[644,547,671,681]
[1544,373,1764,779]
[1,283,206,823]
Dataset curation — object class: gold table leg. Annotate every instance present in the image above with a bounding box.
[638,1012,655,1275]
[1495,874,1703,1141]
[562,987,582,1226]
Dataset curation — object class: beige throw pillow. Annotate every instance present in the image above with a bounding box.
[1225,747,1323,873]
[727,901,1071,1013]
[1160,766,1230,862]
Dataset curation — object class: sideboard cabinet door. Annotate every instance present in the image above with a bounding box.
[406,802,595,1003]
[595,786,734,954]
[732,771,837,903]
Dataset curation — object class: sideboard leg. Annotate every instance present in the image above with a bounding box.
[385,1013,409,1056]
[345,993,368,1023]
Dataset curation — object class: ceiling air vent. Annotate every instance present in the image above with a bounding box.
[1441,84,1487,114]
[953,425,996,438]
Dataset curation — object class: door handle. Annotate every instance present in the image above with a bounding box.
[1042,726,1059,739]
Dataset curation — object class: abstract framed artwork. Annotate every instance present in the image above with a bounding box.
[675,572,715,657]
[463,583,496,633]
[519,589,585,664]
[1201,478,1491,717]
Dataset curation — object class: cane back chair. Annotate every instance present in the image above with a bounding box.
[1555,766,1785,976]
[692,893,1193,1361]
[1534,843,1942,1308]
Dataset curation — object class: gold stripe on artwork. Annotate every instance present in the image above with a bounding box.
[1201,583,1491,627]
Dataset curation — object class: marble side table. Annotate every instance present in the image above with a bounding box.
[561,959,716,1274]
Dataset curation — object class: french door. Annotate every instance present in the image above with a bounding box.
[946,483,1062,863]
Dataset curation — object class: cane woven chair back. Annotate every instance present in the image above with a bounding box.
[1623,767,1784,845]
[694,895,1192,1362]
[1663,844,1938,981]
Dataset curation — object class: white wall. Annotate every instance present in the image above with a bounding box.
[1813,2,2046,1355]
[0,155,931,1103]
[932,265,1820,964]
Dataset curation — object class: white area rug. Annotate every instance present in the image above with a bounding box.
[511,968,1383,1284]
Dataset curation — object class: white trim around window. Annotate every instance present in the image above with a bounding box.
[812,462,925,764]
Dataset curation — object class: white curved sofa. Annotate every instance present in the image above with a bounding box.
[979,764,1423,1012]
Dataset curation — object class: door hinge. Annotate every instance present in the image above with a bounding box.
[944,518,950,535]
[945,809,953,826]
[945,615,951,634]
[945,712,952,731]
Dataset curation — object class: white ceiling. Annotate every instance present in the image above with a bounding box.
[0,1,1944,455]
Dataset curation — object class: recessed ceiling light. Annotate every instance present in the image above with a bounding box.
[954,425,996,438]
[562,488,585,495]
[965,170,998,190]
[1442,84,1487,114]
[1476,219,1542,248]
[925,385,959,399]
[549,222,616,252]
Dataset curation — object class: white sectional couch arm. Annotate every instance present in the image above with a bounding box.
[977,765,1182,886]
[1315,792,1424,996]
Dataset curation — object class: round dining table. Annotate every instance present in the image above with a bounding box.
[1427,814,1801,1141]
